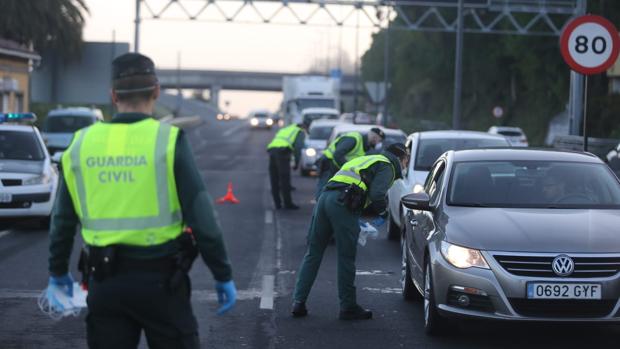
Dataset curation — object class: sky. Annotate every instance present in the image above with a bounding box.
[82,0,381,116]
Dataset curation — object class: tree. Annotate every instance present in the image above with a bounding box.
[0,0,89,60]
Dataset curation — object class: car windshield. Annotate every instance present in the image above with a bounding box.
[298,99,335,110]
[498,130,522,137]
[45,115,94,133]
[415,138,509,171]
[254,113,269,119]
[309,125,335,140]
[0,130,45,161]
[448,161,620,209]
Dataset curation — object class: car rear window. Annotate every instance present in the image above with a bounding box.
[448,161,620,209]
[415,138,509,171]
[45,115,95,133]
[0,130,45,161]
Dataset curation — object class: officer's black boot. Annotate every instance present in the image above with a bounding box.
[291,301,308,317]
[339,305,372,320]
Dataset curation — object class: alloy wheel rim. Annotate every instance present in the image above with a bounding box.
[424,265,430,326]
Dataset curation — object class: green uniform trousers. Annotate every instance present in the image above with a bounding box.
[293,188,360,310]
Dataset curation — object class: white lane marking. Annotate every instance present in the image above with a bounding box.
[356,270,394,276]
[362,287,402,295]
[259,275,275,310]
[222,123,246,137]
[0,230,10,239]
[0,289,266,302]
[265,210,273,224]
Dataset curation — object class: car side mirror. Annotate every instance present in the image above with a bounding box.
[402,192,431,211]
[51,152,63,164]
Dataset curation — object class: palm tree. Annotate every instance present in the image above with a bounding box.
[0,0,89,60]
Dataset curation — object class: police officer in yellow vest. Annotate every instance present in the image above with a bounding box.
[47,53,236,348]
[266,122,308,210]
[292,143,409,320]
[315,128,385,200]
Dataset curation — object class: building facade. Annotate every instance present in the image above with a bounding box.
[0,38,40,113]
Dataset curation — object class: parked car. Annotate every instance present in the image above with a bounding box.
[488,126,528,147]
[386,131,510,240]
[0,113,59,226]
[299,119,343,176]
[249,109,274,129]
[328,124,407,152]
[41,107,103,155]
[339,112,376,125]
[400,148,620,334]
[301,107,339,127]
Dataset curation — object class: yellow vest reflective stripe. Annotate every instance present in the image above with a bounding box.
[267,124,302,150]
[329,154,394,192]
[323,132,365,167]
[62,119,183,247]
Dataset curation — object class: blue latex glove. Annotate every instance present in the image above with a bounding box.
[215,280,237,315]
[370,216,386,227]
[49,273,74,297]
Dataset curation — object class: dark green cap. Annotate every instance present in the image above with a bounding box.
[112,53,156,80]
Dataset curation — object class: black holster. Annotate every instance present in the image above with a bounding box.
[339,184,366,212]
[80,245,118,285]
[168,231,199,293]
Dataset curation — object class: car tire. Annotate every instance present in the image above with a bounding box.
[387,211,400,241]
[423,259,452,336]
[39,216,51,229]
[300,168,310,177]
[401,236,420,301]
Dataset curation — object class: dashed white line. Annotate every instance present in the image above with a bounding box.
[0,230,11,239]
[265,210,273,224]
[222,123,246,137]
[259,275,275,310]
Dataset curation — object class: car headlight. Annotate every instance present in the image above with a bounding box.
[413,184,424,193]
[305,148,317,157]
[266,118,274,126]
[23,173,51,186]
[250,118,259,126]
[440,241,489,269]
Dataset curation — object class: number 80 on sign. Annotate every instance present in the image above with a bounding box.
[560,15,620,75]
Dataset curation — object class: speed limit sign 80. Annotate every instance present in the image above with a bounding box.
[560,15,620,75]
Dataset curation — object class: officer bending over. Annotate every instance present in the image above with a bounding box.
[266,122,308,210]
[47,53,236,349]
[315,128,385,200]
[292,143,409,320]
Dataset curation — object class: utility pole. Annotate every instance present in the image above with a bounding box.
[568,0,587,135]
[353,9,360,119]
[382,6,391,127]
[451,0,464,130]
[134,0,141,52]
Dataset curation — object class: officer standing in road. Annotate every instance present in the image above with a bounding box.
[315,128,385,199]
[267,121,308,210]
[47,53,236,348]
[292,143,409,320]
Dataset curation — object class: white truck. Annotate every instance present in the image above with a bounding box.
[281,76,340,125]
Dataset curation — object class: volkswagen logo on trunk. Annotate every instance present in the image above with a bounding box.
[552,255,575,276]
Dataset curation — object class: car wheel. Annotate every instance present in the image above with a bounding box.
[423,260,451,336]
[300,168,310,177]
[39,216,51,229]
[401,237,419,301]
[387,211,400,241]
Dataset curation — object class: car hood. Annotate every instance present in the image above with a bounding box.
[444,207,620,253]
[43,132,74,149]
[0,160,44,174]
[305,140,327,150]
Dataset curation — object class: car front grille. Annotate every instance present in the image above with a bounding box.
[509,299,616,318]
[494,254,620,278]
[1,179,22,186]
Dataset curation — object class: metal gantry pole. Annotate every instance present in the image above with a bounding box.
[134,0,141,52]
[451,0,464,130]
[382,6,391,127]
[569,0,587,135]
[353,9,360,119]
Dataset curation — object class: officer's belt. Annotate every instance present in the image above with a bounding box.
[115,255,174,274]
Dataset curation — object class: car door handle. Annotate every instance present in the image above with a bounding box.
[409,219,418,227]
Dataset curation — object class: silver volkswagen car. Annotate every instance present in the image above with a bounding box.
[400,148,620,335]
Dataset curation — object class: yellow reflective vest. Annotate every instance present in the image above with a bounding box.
[62,118,183,247]
[329,154,394,192]
[323,132,365,167]
[267,124,303,150]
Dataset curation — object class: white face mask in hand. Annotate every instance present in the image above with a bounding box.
[38,282,87,320]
